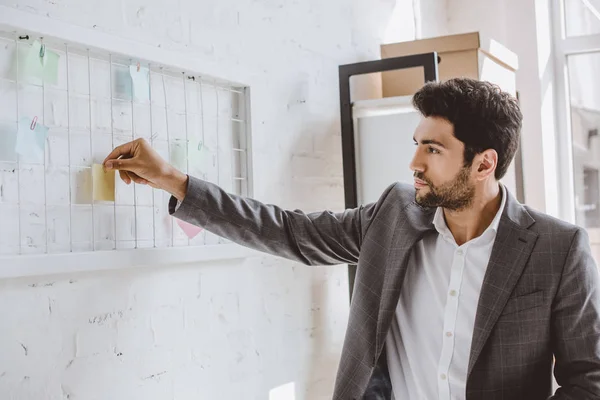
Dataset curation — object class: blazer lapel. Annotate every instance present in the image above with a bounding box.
[467,193,538,377]
[374,202,436,358]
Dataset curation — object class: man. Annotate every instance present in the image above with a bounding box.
[104,78,600,399]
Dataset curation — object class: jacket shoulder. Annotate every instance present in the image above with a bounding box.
[376,182,417,210]
[524,206,581,236]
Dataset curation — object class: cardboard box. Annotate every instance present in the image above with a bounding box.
[380,32,518,97]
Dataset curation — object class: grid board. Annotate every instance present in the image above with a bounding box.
[0,30,250,257]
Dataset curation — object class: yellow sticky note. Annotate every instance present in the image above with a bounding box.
[92,164,115,202]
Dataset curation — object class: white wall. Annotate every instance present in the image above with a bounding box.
[417,0,450,39]
[446,0,559,215]
[382,0,449,44]
[0,1,448,399]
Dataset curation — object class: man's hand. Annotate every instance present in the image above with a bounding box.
[103,138,188,201]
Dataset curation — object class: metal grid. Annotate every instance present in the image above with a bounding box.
[0,30,250,256]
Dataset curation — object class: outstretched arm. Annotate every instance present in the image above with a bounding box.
[104,138,394,266]
[170,176,391,265]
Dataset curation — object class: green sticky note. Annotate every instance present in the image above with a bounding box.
[21,40,60,84]
[41,50,59,85]
[189,139,206,165]
[22,41,43,81]
[170,142,187,172]
[187,139,211,177]
[170,139,208,173]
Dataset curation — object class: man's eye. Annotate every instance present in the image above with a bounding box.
[427,147,440,154]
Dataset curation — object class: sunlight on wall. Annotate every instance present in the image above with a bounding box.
[383,0,417,44]
[535,0,552,80]
[541,83,560,217]
[269,382,296,400]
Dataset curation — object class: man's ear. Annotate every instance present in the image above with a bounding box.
[475,150,498,179]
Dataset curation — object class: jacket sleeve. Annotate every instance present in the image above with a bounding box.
[550,228,600,399]
[169,176,397,266]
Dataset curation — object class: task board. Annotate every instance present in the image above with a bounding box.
[0,24,253,272]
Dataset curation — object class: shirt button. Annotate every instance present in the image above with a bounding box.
[457,249,463,256]
[440,373,447,380]
[446,331,453,337]
[449,290,457,296]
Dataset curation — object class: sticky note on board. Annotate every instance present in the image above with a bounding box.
[170,141,187,172]
[15,117,49,162]
[170,139,208,172]
[176,218,203,239]
[0,122,18,162]
[114,68,132,100]
[92,164,115,202]
[169,138,208,171]
[21,40,59,85]
[190,139,210,167]
[21,41,43,80]
[187,139,212,177]
[41,51,60,85]
[190,140,205,164]
[129,65,150,102]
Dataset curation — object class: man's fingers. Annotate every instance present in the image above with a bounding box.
[104,139,154,185]
[125,171,135,183]
[105,157,136,171]
[117,170,148,185]
[126,171,148,185]
[119,170,131,185]
[103,142,135,165]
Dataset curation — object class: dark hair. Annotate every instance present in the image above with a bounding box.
[412,77,522,180]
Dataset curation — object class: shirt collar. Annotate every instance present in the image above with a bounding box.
[432,184,507,242]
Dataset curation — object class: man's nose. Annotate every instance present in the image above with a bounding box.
[409,150,424,173]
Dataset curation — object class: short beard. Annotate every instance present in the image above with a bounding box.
[414,166,475,211]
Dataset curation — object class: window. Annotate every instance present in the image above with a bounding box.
[564,0,600,37]
[553,1,600,262]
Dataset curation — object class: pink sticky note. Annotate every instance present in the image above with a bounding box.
[176,218,203,239]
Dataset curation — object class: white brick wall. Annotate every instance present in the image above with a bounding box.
[0,1,446,399]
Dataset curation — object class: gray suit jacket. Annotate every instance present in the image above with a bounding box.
[170,176,600,399]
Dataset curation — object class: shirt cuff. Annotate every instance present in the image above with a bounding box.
[168,194,182,215]
[168,175,191,215]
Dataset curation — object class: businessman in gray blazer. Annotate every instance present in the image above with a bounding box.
[104,78,600,399]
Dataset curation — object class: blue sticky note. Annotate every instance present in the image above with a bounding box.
[0,122,18,162]
[15,117,49,162]
[129,65,150,102]
[113,68,132,100]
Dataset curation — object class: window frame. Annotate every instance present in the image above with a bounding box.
[551,0,600,223]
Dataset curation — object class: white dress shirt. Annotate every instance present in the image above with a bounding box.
[386,185,507,400]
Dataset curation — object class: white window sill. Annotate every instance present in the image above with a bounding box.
[0,244,259,279]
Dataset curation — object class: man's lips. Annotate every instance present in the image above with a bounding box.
[414,178,428,188]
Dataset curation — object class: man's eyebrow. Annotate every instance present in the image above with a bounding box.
[413,137,447,149]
